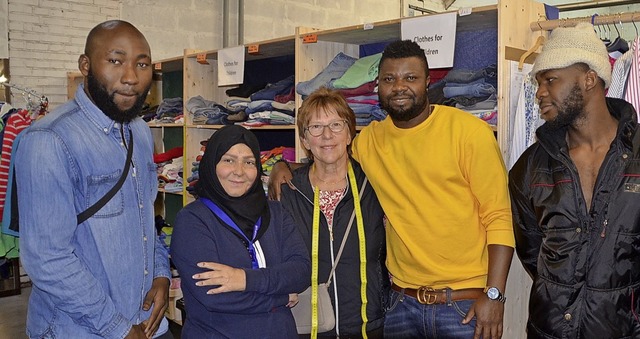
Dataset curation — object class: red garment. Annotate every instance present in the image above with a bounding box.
[153,146,183,164]
[337,81,377,98]
[274,87,295,103]
[429,68,451,85]
[346,98,378,105]
[0,109,32,217]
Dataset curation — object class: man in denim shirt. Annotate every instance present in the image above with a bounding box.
[16,20,171,339]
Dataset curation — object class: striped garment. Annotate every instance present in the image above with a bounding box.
[0,109,32,218]
[624,37,640,121]
[607,49,633,99]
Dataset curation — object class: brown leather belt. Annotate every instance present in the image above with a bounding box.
[391,283,484,305]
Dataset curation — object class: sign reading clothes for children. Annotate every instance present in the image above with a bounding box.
[218,45,245,86]
[401,12,457,69]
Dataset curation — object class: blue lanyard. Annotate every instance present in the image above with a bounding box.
[200,198,262,269]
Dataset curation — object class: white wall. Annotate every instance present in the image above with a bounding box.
[7,0,640,108]
[0,0,8,58]
[8,0,120,106]
[6,0,406,108]
[243,0,403,43]
[121,0,223,61]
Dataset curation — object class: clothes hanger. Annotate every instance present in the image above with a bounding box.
[518,17,546,71]
[607,14,629,53]
[603,22,612,46]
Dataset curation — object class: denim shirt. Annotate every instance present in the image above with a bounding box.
[17,85,170,339]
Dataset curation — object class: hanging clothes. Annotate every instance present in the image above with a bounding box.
[0,109,32,220]
[607,48,634,99]
[624,37,640,120]
[509,73,543,169]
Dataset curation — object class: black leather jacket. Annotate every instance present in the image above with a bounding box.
[280,158,388,336]
[509,98,640,338]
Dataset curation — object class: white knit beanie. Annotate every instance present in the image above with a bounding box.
[532,22,611,88]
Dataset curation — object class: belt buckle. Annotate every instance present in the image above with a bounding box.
[417,286,437,304]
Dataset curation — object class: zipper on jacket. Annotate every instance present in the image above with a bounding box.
[600,203,610,238]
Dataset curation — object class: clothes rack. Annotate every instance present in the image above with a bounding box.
[1,83,49,117]
[556,0,639,12]
[530,12,640,32]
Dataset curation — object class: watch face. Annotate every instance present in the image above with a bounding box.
[487,287,499,300]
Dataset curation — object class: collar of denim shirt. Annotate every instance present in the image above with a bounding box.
[74,83,125,136]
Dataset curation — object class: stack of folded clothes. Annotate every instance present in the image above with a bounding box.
[187,95,233,125]
[186,75,296,127]
[151,97,183,124]
[186,140,208,196]
[241,75,295,127]
[439,64,498,126]
[297,52,386,126]
[154,146,183,193]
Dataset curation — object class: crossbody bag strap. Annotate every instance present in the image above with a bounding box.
[325,176,368,284]
[77,130,133,225]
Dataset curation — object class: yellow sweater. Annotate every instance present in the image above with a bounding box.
[352,105,514,290]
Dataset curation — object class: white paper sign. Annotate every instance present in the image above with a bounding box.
[401,12,457,68]
[218,46,245,86]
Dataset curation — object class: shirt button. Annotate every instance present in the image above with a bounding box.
[623,153,629,159]
[139,204,143,209]
[144,270,149,275]
[576,227,581,233]
[564,313,572,321]
[103,128,108,133]
[114,123,120,129]
[132,172,136,177]
[143,236,148,241]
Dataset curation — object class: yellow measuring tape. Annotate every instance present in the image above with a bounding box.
[311,184,320,338]
[310,162,368,338]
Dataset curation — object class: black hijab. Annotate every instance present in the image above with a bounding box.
[195,125,270,240]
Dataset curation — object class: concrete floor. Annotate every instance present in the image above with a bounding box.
[0,285,28,339]
[0,285,182,339]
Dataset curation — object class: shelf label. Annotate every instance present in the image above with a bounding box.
[458,7,472,16]
[196,53,209,65]
[302,34,318,44]
[363,23,374,30]
[218,45,245,86]
[248,44,260,54]
[401,12,457,68]
[154,62,162,70]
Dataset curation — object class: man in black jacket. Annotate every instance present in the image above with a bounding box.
[510,22,640,338]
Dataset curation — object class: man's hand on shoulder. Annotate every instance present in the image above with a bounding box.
[267,161,296,200]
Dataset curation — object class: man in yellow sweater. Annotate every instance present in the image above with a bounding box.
[270,40,514,338]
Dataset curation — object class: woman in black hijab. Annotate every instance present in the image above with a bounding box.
[171,125,310,339]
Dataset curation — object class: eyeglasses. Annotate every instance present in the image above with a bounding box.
[305,120,348,137]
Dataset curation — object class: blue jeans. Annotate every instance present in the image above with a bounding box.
[296,52,357,96]
[384,289,477,339]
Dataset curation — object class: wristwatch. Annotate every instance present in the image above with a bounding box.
[484,286,506,303]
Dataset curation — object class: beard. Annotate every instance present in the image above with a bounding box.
[86,71,150,123]
[546,84,584,130]
[379,92,429,122]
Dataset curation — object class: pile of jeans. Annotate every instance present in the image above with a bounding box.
[187,75,296,127]
[153,97,183,124]
[297,52,386,125]
[187,96,233,125]
[439,64,498,125]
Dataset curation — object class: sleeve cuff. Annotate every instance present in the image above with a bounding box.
[100,312,132,339]
[486,228,516,248]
